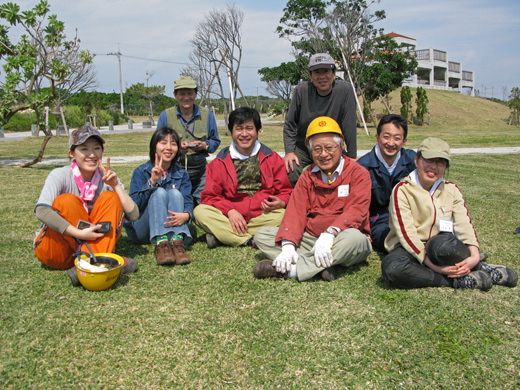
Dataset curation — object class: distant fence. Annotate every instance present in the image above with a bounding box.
[475,85,517,101]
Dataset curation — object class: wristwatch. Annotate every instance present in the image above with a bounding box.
[326,227,338,237]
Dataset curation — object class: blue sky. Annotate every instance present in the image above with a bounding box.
[13,0,520,100]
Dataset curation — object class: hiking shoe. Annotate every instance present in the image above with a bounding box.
[120,257,138,274]
[479,252,488,262]
[253,260,287,279]
[171,239,191,265]
[155,241,175,266]
[67,266,81,287]
[481,263,518,287]
[453,270,493,291]
[206,233,220,249]
[320,265,343,282]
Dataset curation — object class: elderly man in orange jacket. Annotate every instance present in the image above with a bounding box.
[253,116,372,282]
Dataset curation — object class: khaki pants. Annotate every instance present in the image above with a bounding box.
[254,226,372,281]
[194,204,285,247]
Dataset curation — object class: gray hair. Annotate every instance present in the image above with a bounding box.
[307,134,344,151]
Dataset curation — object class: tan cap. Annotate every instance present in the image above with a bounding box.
[417,137,451,161]
[308,53,336,71]
[174,76,197,91]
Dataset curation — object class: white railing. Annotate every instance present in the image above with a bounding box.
[449,62,461,72]
[462,71,473,81]
[414,49,430,60]
[434,50,447,62]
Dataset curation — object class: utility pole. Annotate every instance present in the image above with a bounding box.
[108,50,124,114]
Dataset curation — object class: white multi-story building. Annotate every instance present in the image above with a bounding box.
[386,32,475,96]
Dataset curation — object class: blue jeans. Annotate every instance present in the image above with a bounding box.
[125,188,192,245]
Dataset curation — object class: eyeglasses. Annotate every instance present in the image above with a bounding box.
[421,157,447,167]
[311,144,340,156]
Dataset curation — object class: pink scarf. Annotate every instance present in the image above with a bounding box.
[71,161,102,213]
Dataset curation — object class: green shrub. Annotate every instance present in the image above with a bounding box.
[63,105,85,128]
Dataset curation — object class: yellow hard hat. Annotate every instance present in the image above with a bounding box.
[74,253,123,291]
[305,116,344,145]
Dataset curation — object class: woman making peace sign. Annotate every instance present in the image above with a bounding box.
[124,127,193,266]
[34,125,139,281]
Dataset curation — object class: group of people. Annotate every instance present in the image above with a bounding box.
[33,53,517,292]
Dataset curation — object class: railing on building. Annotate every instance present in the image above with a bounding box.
[449,62,461,72]
[434,80,446,87]
[414,49,430,61]
[433,50,447,62]
[462,71,473,81]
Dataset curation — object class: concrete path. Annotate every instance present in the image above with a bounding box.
[1,121,519,166]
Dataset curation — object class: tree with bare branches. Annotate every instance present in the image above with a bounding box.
[0,0,95,167]
[184,3,244,127]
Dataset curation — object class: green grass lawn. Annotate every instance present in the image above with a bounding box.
[0,155,519,389]
[1,96,520,388]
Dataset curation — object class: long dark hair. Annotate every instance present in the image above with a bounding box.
[149,127,181,166]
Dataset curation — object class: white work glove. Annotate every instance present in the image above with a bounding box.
[312,232,335,268]
[273,244,298,273]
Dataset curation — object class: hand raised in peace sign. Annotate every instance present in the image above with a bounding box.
[99,157,119,188]
[150,153,167,185]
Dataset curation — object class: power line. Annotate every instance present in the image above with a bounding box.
[97,52,263,69]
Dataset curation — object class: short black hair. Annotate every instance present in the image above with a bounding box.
[228,107,262,133]
[149,127,181,165]
[377,114,408,139]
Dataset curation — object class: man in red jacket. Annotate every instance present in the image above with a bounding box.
[253,116,372,281]
[194,107,292,248]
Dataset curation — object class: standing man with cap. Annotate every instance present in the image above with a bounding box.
[283,53,357,186]
[157,76,221,205]
[253,116,372,282]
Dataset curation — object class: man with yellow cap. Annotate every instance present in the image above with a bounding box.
[157,76,221,206]
[253,116,372,282]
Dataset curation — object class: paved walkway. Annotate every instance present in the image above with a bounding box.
[1,121,519,166]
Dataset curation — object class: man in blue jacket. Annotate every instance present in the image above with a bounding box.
[357,114,416,253]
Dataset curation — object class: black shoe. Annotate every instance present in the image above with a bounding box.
[453,270,493,291]
[480,263,518,287]
[244,237,257,249]
[206,233,220,249]
[67,266,81,287]
[320,265,343,282]
[253,260,287,279]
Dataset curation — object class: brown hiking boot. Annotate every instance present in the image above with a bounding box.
[253,260,287,279]
[155,241,175,266]
[171,239,190,265]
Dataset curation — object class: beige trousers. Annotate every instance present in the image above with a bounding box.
[194,204,285,247]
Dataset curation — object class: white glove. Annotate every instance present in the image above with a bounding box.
[273,244,298,273]
[312,232,335,268]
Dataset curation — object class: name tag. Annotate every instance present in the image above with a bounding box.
[439,217,454,233]
[338,185,349,197]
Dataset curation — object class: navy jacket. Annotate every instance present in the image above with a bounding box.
[357,147,416,217]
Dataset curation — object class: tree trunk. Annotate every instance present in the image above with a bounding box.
[149,99,155,126]
[20,134,53,167]
[216,76,230,135]
[380,95,392,114]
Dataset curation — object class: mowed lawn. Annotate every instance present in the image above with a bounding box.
[1,91,520,389]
